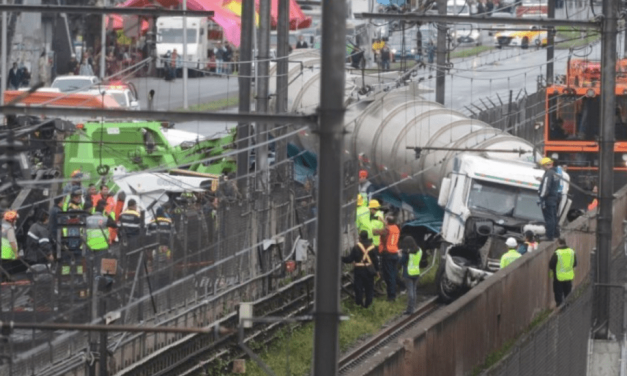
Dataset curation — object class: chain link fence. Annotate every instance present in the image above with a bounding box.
[0,161,326,376]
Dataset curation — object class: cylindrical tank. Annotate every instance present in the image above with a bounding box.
[272,56,540,204]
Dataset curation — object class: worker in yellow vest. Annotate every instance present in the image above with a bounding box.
[355,193,370,235]
[368,200,384,247]
[549,238,577,306]
[400,236,422,314]
[500,237,521,269]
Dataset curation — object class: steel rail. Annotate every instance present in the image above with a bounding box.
[338,296,440,373]
[357,12,600,29]
[0,4,214,16]
[0,105,319,125]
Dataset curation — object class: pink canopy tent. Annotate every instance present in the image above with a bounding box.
[118,0,242,46]
[221,0,312,30]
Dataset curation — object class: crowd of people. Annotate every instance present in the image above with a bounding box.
[6,62,31,90]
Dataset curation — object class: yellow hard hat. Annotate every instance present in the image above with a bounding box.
[357,194,364,207]
[368,199,380,209]
[540,157,553,166]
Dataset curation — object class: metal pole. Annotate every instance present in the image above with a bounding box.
[312,0,346,372]
[435,0,446,104]
[594,0,618,339]
[1,0,7,107]
[237,0,254,195]
[256,0,271,189]
[546,0,555,85]
[99,296,108,376]
[183,0,188,109]
[100,0,106,79]
[275,0,289,163]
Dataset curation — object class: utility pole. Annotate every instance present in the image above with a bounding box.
[183,0,188,109]
[594,0,618,339]
[546,0,555,85]
[256,0,271,189]
[100,0,106,79]
[1,0,7,107]
[237,0,254,195]
[311,0,346,373]
[435,0,446,104]
[275,0,289,163]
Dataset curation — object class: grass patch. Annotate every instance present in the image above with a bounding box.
[223,296,408,376]
[471,308,553,376]
[450,45,494,59]
[183,96,239,112]
[555,26,600,50]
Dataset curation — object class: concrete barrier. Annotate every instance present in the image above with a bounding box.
[350,186,627,376]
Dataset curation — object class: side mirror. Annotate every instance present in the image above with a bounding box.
[130,100,140,110]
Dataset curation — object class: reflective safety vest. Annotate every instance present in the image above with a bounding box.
[555,247,575,281]
[119,210,141,237]
[1,222,16,260]
[370,211,384,246]
[354,243,375,267]
[86,213,110,251]
[147,217,173,245]
[380,224,400,254]
[500,249,521,269]
[355,206,370,234]
[407,250,423,277]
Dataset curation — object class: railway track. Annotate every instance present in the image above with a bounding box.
[338,296,441,375]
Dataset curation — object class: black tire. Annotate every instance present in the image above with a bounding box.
[435,246,463,303]
[521,37,529,49]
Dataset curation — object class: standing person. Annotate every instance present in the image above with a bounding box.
[368,200,384,248]
[215,43,224,75]
[400,236,422,314]
[355,193,370,235]
[341,230,379,308]
[119,199,142,271]
[1,211,23,279]
[427,40,435,66]
[25,211,53,266]
[92,185,115,214]
[549,238,577,305]
[109,191,126,244]
[7,62,19,90]
[49,197,64,246]
[500,237,521,269]
[67,54,78,75]
[555,162,570,216]
[517,230,538,255]
[223,43,233,75]
[380,41,391,71]
[538,157,560,241]
[358,169,375,202]
[295,35,309,49]
[86,200,117,274]
[19,66,31,87]
[38,51,50,86]
[373,216,401,301]
[147,207,174,289]
[79,56,95,76]
[170,49,179,79]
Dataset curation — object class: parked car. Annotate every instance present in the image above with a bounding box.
[50,75,100,93]
[452,23,483,46]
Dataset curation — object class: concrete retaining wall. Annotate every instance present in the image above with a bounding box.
[350,186,627,376]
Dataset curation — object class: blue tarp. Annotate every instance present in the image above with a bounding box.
[376,0,407,6]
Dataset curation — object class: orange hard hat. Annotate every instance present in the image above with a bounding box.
[71,170,83,178]
[359,170,368,179]
[3,210,18,222]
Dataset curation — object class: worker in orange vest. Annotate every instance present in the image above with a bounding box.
[588,185,598,212]
[373,215,401,301]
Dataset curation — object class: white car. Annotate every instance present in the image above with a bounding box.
[50,75,100,93]
[83,84,140,111]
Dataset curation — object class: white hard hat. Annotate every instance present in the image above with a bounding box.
[505,237,518,248]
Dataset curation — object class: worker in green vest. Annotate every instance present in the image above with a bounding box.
[355,193,370,234]
[500,237,521,269]
[549,237,577,306]
[86,199,117,274]
[400,236,422,314]
[368,200,384,247]
[1,210,24,280]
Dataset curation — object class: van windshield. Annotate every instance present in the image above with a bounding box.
[159,28,197,43]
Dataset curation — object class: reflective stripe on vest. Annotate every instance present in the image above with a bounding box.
[500,249,521,269]
[556,248,575,281]
[407,250,423,276]
[355,243,375,266]
[1,223,15,260]
[380,224,400,253]
[86,214,109,251]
